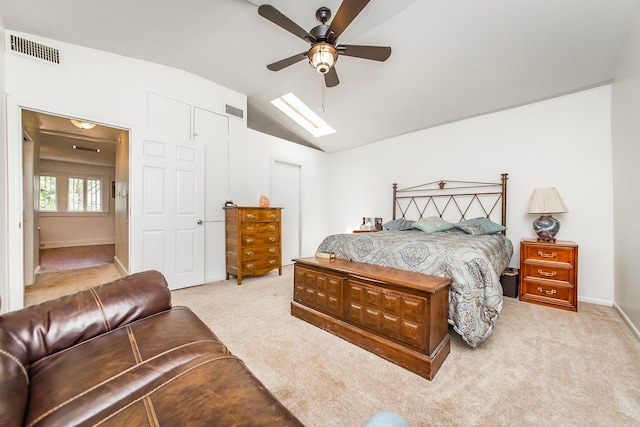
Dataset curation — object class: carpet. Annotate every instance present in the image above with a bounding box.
[25,264,123,306]
[172,266,640,427]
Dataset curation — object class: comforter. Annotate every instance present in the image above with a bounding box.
[317,229,513,347]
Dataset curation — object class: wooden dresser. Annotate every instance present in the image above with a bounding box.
[519,239,578,311]
[292,257,451,380]
[225,207,283,285]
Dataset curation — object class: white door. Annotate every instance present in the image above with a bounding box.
[271,161,301,265]
[141,93,205,289]
[194,107,229,282]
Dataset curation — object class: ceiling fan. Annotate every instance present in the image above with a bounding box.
[258,0,392,87]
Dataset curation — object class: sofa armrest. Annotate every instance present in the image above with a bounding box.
[0,270,172,426]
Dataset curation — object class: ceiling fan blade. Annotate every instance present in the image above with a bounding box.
[324,67,340,87]
[258,5,316,43]
[267,52,308,71]
[327,0,370,43]
[338,45,391,62]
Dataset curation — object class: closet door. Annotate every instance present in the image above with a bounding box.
[140,93,205,289]
[195,107,229,282]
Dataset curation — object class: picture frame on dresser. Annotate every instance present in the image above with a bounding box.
[519,238,578,311]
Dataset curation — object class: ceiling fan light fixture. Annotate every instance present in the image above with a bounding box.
[309,43,337,74]
[70,119,96,130]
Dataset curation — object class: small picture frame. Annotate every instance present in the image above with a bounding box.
[375,218,383,231]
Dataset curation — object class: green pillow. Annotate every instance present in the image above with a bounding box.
[412,217,454,233]
[455,218,506,235]
[383,219,415,231]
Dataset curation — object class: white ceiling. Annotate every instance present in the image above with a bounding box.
[1,0,638,152]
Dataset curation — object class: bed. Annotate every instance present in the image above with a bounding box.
[316,174,513,347]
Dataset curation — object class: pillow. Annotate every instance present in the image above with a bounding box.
[382,219,415,231]
[454,217,506,235]
[412,216,454,233]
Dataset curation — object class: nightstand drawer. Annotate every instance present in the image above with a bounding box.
[522,245,574,264]
[240,222,280,234]
[521,278,575,308]
[522,262,573,283]
[240,210,280,222]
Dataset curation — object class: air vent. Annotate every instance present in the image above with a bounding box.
[225,104,244,119]
[9,35,60,64]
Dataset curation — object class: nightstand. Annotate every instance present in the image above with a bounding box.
[519,239,578,311]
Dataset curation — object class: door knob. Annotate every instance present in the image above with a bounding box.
[197,220,203,225]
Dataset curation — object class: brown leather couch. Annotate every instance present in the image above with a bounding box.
[0,270,303,427]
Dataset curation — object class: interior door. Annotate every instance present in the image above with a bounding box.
[271,161,301,265]
[194,107,229,282]
[142,93,205,289]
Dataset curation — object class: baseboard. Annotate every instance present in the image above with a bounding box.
[113,256,128,276]
[578,296,614,307]
[613,302,640,342]
[40,239,115,249]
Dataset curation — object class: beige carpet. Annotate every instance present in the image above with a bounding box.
[25,264,123,306]
[172,266,640,427]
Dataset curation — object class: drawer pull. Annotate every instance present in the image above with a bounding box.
[537,251,557,258]
[538,270,557,277]
[269,225,276,230]
[270,260,276,265]
[537,287,557,295]
[245,213,255,219]
[269,237,276,242]
[245,226,253,231]
[269,248,276,253]
[270,213,276,219]
[246,263,254,269]
[245,251,254,256]
[246,238,254,243]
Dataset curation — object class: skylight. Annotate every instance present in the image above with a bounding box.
[271,93,336,138]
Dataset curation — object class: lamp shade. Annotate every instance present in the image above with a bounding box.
[527,187,568,214]
[309,43,337,74]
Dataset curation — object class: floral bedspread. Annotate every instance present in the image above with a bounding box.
[316,229,513,347]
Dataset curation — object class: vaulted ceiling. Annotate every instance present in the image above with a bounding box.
[0,0,637,152]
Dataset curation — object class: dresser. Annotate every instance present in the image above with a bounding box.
[519,239,578,311]
[225,207,283,285]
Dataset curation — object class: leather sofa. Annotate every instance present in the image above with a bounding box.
[0,270,303,427]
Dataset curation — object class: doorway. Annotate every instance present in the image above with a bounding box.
[21,109,130,295]
[271,160,302,265]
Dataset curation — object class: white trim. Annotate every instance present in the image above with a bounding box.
[40,238,115,249]
[578,296,614,307]
[614,302,640,342]
[114,255,128,277]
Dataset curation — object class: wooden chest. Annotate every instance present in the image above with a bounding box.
[225,207,282,285]
[292,257,451,380]
[519,239,578,311]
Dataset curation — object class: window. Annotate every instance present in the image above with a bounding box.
[39,175,57,211]
[39,172,109,214]
[69,177,103,212]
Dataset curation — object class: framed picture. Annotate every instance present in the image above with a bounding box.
[375,218,383,231]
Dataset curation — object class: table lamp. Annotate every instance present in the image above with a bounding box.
[527,187,568,242]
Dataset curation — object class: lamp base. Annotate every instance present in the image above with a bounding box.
[532,215,560,242]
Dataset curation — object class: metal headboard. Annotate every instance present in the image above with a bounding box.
[392,173,508,228]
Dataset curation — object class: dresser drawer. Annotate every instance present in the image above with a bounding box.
[240,233,280,246]
[522,244,574,264]
[521,278,575,307]
[240,209,280,222]
[240,222,280,234]
[522,262,573,283]
[241,256,281,274]
[240,245,279,260]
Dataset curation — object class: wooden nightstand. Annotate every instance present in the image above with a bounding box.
[519,239,578,311]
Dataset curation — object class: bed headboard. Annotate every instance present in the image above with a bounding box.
[392,173,508,228]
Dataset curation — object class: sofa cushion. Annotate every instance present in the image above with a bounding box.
[25,306,302,426]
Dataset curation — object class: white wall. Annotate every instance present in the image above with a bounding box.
[2,31,329,310]
[328,86,615,306]
[0,17,7,313]
[230,128,330,258]
[611,5,640,336]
